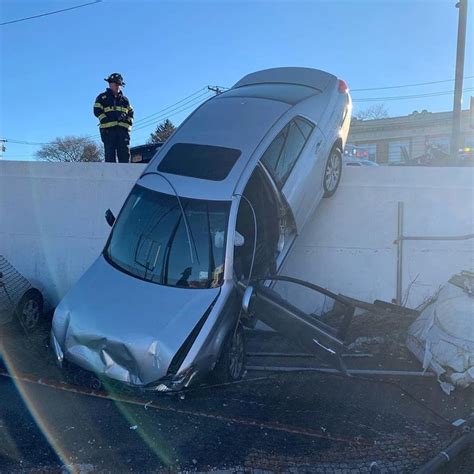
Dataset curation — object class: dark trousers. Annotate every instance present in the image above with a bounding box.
[101,127,131,163]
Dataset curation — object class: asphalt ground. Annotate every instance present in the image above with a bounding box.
[0,317,473,473]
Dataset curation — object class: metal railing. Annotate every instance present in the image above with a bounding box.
[395,201,474,305]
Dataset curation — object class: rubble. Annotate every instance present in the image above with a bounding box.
[407,271,474,394]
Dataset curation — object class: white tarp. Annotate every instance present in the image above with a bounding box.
[406,271,474,394]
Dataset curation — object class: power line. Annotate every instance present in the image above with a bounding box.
[4,139,50,146]
[132,91,213,131]
[91,91,213,141]
[133,89,210,126]
[131,94,213,139]
[3,87,218,143]
[128,94,215,142]
[201,82,474,102]
[207,85,227,95]
[5,82,474,146]
[215,77,474,94]
[351,75,474,92]
[4,91,214,146]
[79,88,213,141]
[353,87,474,102]
[133,87,208,126]
[0,0,102,26]
[352,117,470,128]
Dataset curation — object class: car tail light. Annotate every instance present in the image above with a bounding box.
[338,79,349,93]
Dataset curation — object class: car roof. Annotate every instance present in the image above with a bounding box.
[141,68,337,200]
[141,95,291,199]
[217,83,320,106]
[233,67,337,91]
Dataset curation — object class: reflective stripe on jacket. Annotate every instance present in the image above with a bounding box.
[93,88,133,131]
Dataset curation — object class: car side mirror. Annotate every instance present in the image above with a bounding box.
[105,209,116,227]
[242,285,254,313]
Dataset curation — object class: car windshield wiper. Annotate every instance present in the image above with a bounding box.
[206,203,216,287]
[162,206,194,285]
[140,171,199,265]
[133,204,179,281]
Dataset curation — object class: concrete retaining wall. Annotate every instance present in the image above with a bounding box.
[0,162,143,306]
[1,161,473,309]
[278,166,474,312]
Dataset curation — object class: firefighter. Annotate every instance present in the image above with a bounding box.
[93,73,134,163]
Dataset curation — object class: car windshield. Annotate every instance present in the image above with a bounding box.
[105,185,230,288]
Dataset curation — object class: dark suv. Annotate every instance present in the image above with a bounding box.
[130,142,163,163]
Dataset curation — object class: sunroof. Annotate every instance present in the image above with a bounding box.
[158,143,241,181]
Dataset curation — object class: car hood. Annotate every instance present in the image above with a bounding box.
[52,255,219,386]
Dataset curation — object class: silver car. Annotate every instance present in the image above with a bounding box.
[51,67,352,391]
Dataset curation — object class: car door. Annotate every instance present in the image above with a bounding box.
[260,117,325,232]
[240,275,355,373]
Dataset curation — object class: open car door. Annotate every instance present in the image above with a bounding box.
[240,276,355,374]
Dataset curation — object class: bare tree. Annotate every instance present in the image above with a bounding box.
[36,136,103,162]
[148,119,176,143]
[354,103,389,121]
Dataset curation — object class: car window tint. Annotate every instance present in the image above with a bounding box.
[158,143,241,181]
[261,127,288,173]
[294,117,314,140]
[275,121,308,183]
[105,185,230,288]
[261,118,313,186]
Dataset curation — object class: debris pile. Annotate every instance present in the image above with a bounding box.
[407,271,474,394]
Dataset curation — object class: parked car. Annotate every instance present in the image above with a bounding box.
[0,256,44,333]
[343,144,370,159]
[130,143,163,164]
[343,158,379,167]
[51,67,353,391]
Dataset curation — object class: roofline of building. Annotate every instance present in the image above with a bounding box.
[351,109,471,133]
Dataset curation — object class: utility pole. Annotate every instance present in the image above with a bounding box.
[208,85,224,95]
[450,0,468,158]
[470,96,474,129]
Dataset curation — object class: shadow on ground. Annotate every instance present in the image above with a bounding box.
[0,316,473,473]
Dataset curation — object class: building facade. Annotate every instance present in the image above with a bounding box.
[347,109,473,164]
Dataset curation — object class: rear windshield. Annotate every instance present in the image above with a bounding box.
[220,83,320,105]
[158,143,241,181]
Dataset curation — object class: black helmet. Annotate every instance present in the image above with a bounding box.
[104,73,125,85]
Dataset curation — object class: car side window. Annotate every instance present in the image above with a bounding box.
[261,129,287,172]
[261,117,314,187]
[294,117,313,140]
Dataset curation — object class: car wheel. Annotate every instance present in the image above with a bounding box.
[323,147,342,198]
[16,290,43,333]
[213,323,246,383]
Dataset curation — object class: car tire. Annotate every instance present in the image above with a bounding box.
[213,323,246,383]
[16,289,43,333]
[323,147,342,198]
